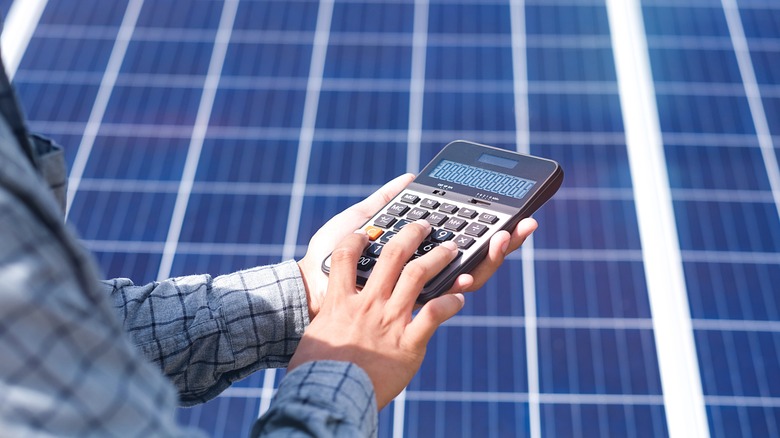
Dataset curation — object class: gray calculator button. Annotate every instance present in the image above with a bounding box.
[387,203,410,217]
[443,217,467,232]
[374,214,397,229]
[426,212,448,226]
[457,208,478,219]
[401,193,420,204]
[439,203,458,214]
[421,198,440,209]
[464,222,488,237]
[454,235,475,249]
[478,213,498,224]
[406,207,429,220]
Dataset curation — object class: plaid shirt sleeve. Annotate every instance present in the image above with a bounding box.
[1,64,378,435]
[254,361,378,437]
[100,260,311,405]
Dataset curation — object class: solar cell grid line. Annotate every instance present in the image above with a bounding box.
[156,0,238,281]
[392,0,428,435]
[260,0,334,419]
[721,0,780,223]
[509,1,541,438]
[64,0,143,217]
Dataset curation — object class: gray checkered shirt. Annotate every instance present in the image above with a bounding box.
[0,62,377,436]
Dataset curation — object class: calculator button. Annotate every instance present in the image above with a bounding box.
[406,207,429,221]
[374,214,397,229]
[457,208,478,219]
[365,226,384,241]
[379,231,397,243]
[431,228,454,242]
[464,223,488,237]
[443,217,467,232]
[416,241,438,255]
[387,203,410,217]
[393,219,411,231]
[426,212,448,226]
[478,213,499,224]
[357,256,376,271]
[367,243,383,257]
[439,203,459,214]
[454,235,475,249]
[401,193,420,204]
[420,198,440,209]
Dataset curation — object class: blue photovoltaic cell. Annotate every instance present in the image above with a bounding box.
[527,46,617,82]
[196,138,299,183]
[68,190,177,241]
[538,328,662,395]
[685,262,780,321]
[38,0,128,26]
[665,145,772,191]
[536,260,651,319]
[316,91,410,129]
[7,0,779,436]
[84,136,190,181]
[649,48,742,83]
[20,37,115,73]
[225,43,314,78]
[209,88,307,127]
[406,401,530,437]
[331,1,414,33]
[233,1,319,32]
[526,4,610,36]
[674,200,780,252]
[541,403,668,438]
[179,194,291,244]
[307,141,408,185]
[136,0,223,30]
[92,250,163,285]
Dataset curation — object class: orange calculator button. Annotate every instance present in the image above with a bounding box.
[365,226,384,241]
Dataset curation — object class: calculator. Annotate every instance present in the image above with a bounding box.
[322,140,564,304]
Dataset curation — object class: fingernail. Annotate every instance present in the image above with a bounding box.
[354,229,367,235]
[500,240,509,255]
[453,293,465,308]
[441,241,458,251]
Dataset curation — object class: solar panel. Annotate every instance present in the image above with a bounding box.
[5,0,779,437]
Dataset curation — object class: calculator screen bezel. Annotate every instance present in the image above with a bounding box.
[413,140,560,208]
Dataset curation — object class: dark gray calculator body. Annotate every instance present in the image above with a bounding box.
[322,140,563,304]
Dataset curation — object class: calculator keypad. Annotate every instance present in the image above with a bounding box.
[352,189,510,282]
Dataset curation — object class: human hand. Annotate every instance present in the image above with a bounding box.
[297,173,416,321]
[296,174,538,320]
[288,219,464,409]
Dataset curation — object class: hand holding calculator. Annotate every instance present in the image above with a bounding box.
[322,140,563,304]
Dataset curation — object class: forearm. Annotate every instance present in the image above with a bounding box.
[102,260,310,405]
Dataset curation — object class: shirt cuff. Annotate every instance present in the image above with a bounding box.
[257,361,378,437]
[218,260,310,374]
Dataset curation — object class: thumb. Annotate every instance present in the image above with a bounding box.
[406,293,465,349]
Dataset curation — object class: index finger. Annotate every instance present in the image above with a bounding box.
[326,231,369,300]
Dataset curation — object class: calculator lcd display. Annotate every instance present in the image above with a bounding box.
[428,159,537,199]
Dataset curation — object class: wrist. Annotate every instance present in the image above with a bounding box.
[297,259,319,321]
